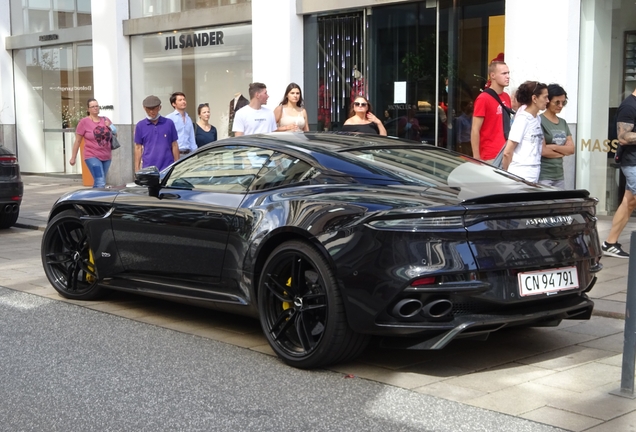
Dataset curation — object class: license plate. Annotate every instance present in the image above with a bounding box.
[518,266,579,297]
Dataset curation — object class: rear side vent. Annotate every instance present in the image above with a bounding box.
[77,204,112,217]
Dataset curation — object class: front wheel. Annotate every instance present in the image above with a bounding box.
[258,240,369,369]
[41,209,105,300]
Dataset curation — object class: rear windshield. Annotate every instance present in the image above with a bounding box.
[341,146,541,198]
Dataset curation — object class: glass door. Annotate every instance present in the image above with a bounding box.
[15,42,93,174]
[369,3,439,144]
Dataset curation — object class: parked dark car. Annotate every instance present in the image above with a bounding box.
[0,146,23,229]
[40,133,602,369]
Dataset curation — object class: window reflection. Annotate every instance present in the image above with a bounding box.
[166,146,271,192]
[12,0,92,34]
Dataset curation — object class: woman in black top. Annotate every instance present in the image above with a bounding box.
[194,103,218,148]
[341,96,387,135]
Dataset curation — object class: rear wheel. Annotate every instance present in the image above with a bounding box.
[41,209,105,300]
[0,205,19,229]
[258,240,369,369]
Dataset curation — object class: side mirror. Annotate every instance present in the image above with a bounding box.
[134,166,161,197]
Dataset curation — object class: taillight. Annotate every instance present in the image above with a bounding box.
[0,156,17,163]
[368,215,464,231]
[410,276,436,286]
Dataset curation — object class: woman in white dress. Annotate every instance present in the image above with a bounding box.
[502,81,549,182]
[274,83,309,132]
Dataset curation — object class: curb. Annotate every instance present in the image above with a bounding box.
[14,223,45,232]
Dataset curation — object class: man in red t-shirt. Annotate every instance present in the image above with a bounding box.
[471,61,511,161]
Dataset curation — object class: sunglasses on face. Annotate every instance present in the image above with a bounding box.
[552,100,567,107]
[354,102,368,107]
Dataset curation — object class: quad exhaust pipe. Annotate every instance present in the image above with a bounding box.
[392,298,453,319]
[3,204,18,214]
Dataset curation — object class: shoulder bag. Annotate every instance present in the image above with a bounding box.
[483,88,515,168]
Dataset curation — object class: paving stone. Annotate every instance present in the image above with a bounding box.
[531,362,621,393]
[517,345,616,371]
[520,406,603,431]
[442,363,556,393]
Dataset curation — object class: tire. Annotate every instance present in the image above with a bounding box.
[41,209,105,300]
[0,206,19,229]
[258,240,369,369]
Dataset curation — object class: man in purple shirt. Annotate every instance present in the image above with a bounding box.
[134,95,179,172]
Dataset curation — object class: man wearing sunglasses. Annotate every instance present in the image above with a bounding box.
[232,82,277,136]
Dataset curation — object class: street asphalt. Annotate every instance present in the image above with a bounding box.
[0,286,564,432]
[1,173,635,431]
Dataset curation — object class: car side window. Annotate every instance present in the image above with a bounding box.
[165,146,273,192]
[250,152,315,191]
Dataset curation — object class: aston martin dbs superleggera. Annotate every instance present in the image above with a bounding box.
[41,133,602,368]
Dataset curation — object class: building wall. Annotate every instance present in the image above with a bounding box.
[505,0,581,191]
[91,0,133,185]
[0,0,16,152]
[252,0,304,109]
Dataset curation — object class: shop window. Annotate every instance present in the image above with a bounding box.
[11,0,92,35]
[130,24,252,140]
[316,13,365,132]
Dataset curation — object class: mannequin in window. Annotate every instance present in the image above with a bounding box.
[228,92,249,137]
[350,65,365,104]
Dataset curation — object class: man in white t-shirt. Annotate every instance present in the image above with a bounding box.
[232,82,278,136]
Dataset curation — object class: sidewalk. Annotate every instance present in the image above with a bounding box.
[8,173,636,432]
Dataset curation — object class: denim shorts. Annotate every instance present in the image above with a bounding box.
[621,165,636,194]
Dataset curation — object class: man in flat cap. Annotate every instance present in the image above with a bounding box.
[134,95,179,172]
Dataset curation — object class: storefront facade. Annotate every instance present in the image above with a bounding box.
[0,0,633,215]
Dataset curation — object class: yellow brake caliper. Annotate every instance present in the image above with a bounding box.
[282,277,292,311]
[86,249,96,283]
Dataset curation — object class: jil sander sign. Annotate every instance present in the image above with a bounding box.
[164,31,224,50]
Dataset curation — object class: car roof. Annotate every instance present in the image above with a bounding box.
[211,132,439,156]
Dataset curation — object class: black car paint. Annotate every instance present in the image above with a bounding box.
[46,133,602,347]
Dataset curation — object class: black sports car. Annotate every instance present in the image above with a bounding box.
[41,133,602,368]
[0,146,22,229]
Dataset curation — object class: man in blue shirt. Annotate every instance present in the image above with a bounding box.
[165,92,197,158]
[134,95,179,172]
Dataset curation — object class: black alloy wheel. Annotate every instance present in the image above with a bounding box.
[41,209,105,300]
[258,240,369,369]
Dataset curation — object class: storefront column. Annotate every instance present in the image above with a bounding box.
[504,0,581,191]
[91,0,133,184]
[577,0,613,213]
[0,0,15,152]
[252,0,304,106]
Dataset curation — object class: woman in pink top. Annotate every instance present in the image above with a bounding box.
[70,99,113,188]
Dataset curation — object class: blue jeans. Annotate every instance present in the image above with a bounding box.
[85,157,111,188]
